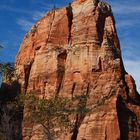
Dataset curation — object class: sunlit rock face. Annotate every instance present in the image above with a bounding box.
[16,0,140,139]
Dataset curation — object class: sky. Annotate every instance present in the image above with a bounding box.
[0,0,140,92]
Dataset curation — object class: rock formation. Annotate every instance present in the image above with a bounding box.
[15,0,140,139]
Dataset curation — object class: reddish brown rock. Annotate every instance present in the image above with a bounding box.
[15,0,140,139]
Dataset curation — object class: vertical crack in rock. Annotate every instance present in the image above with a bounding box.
[86,82,90,96]
[71,82,76,99]
[123,77,130,101]
[71,83,90,140]
[71,89,88,140]
[66,3,73,43]
[71,114,87,140]
[116,95,126,140]
[96,15,105,46]
[24,60,34,93]
[46,10,56,45]
[71,114,79,140]
[117,95,140,140]
[97,2,113,46]
[105,126,107,140]
[56,50,67,96]
[98,58,102,71]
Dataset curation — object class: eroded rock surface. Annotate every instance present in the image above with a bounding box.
[15,0,140,139]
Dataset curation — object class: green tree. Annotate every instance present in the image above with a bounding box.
[16,93,90,140]
[16,94,72,140]
[0,62,15,83]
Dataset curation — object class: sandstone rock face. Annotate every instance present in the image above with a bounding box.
[15,0,140,139]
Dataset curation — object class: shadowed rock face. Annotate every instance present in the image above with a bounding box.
[15,0,140,139]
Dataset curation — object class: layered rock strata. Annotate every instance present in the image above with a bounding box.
[15,0,140,139]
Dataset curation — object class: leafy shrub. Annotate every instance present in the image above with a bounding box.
[0,63,15,83]
[98,1,112,13]
[15,93,90,139]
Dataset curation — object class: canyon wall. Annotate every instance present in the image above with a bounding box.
[15,0,140,139]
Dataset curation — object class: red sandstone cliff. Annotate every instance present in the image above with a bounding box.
[15,0,140,139]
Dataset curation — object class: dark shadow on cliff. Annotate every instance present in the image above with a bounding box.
[56,50,67,96]
[0,80,21,101]
[24,60,34,93]
[66,3,73,43]
[71,83,90,140]
[121,71,140,106]
[0,80,23,140]
[117,95,140,140]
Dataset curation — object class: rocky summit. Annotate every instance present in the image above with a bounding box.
[15,0,140,139]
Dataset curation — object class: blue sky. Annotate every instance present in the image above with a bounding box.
[0,0,140,92]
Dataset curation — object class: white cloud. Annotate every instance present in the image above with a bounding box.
[107,1,140,29]
[0,41,9,49]
[0,5,32,15]
[33,11,45,21]
[17,19,34,31]
[0,45,3,49]
[111,2,140,14]
[116,19,140,28]
[123,59,140,93]
[39,2,62,9]
[16,10,45,31]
